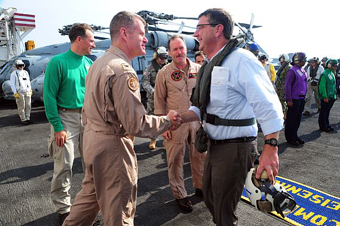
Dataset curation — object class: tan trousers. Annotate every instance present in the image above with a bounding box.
[203,141,257,226]
[15,92,31,121]
[305,82,320,110]
[48,110,84,214]
[165,121,206,199]
[63,128,137,226]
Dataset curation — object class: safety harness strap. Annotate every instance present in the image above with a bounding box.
[203,113,256,126]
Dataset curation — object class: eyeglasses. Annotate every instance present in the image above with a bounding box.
[196,23,219,31]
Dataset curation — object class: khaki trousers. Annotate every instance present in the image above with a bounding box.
[165,121,206,199]
[15,92,31,121]
[203,140,257,226]
[305,82,320,110]
[63,128,137,226]
[48,110,84,214]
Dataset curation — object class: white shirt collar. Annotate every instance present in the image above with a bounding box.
[206,44,227,63]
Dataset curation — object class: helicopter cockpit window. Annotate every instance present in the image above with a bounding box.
[0,61,8,71]
[0,61,14,79]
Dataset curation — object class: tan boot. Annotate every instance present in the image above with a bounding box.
[163,139,167,147]
[149,139,156,150]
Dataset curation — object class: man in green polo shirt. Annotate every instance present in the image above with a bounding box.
[43,23,95,224]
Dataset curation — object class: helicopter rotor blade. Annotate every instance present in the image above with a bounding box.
[157,20,196,30]
[249,13,254,32]
[173,16,198,20]
[234,22,248,36]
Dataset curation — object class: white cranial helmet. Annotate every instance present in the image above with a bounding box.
[279,54,290,63]
[244,168,296,218]
[156,46,167,55]
[15,60,25,67]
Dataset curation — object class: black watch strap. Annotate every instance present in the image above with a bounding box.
[264,138,278,147]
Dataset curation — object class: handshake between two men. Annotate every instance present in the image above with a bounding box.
[166,110,183,131]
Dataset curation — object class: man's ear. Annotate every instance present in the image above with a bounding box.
[215,24,224,38]
[120,27,128,41]
[76,36,82,43]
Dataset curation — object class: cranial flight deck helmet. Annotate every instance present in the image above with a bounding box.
[325,59,338,69]
[155,46,168,60]
[15,59,25,68]
[310,57,319,63]
[279,54,290,63]
[244,168,296,218]
[258,53,268,61]
[291,52,307,65]
[248,42,260,56]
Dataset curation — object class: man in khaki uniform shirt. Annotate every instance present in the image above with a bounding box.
[154,35,206,212]
[63,11,181,226]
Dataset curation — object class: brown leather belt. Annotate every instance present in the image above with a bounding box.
[210,136,256,144]
[58,107,82,113]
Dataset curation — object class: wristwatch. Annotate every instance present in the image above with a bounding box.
[264,138,278,147]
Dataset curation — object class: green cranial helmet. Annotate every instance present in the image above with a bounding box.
[326,59,338,68]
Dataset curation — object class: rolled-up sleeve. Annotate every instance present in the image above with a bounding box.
[239,58,284,136]
[188,106,201,121]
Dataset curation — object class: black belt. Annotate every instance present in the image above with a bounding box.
[299,95,306,97]
[58,107,82,113]
[210,136,257,144]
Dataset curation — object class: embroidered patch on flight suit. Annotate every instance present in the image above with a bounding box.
[121,63,131,71]
[127,77,139,91]
[171,70,182,81]
[189,73,197,79]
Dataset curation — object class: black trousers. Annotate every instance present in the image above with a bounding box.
[318,98,335,129]
[285,99,305,142]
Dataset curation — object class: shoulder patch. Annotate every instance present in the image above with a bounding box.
[171,70,183,81]
[121,63,131,71]
[127,76,139,92]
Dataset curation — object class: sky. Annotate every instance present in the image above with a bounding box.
[2,0,340,60]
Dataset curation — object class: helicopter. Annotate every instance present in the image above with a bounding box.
[0,10,263,102]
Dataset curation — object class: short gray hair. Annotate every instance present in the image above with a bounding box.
[198,8,234,40]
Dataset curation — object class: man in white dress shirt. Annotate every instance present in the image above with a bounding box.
[178,8,284,226]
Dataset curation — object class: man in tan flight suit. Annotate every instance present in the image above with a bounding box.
[63,11,181,226]
[141,46,168,149]
[154,35,206,212]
